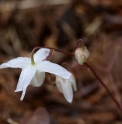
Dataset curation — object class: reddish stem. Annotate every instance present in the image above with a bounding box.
[31,46,74,57]
[44,49,54,61]
[31,46,74,64]
[74,39,84,51]
[108,72,122,104]
[62,62,89,70]
[84,62,122,112]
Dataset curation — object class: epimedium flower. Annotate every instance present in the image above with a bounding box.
[55,74,77,103]
[0,48,71,100]
[75,46,90,65]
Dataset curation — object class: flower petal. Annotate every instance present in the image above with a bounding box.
[34,48,50,63]
[60,80,73,103]
[30,71,45,87]
[20,88,26,101]
[70,74,77,91]
[15,66,36,100]
[37,61,71,79]
[56,82,62,93]
[0,57,30,69]
[55,76,62,93]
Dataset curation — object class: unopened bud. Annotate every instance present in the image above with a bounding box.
[75,47,90,65]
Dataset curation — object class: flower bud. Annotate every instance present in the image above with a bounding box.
[75,47,90,65]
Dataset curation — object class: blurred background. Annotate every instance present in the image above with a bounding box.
[0,0,122,124]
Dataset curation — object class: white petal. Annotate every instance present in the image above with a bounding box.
[15,66,36,100]
[55,76,62,92]
[56,82,62,93]
[34,48,50,63]
[70,75,77,91]
[37,61,71,79]
[0,57,30,69]
[20,88,26,101]
[71,80,77,91]
[30,71,45,87]
[60,80,73,103]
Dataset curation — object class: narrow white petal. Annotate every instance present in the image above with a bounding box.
[0,57,30,69]
[20,88,26,101]
[30,71,45,87]
[55,76,62,92]
[34,48,50,63]
[70,75,77,91]
[61,80,73,103]
[37,61,71,79]
[72,80,77,91]
[15,66,36,96]
[56,82,62,92]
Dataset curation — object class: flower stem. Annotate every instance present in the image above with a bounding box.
[45,49,54,60]
[74,39,85,51]
[84,62,122,112]
[31,39,85,60]
[62,62,89,70]
[31,46,74,59]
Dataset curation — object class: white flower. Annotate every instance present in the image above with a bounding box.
[75,47,90,65]
[55,74,77,103]
[0,48,71,100]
